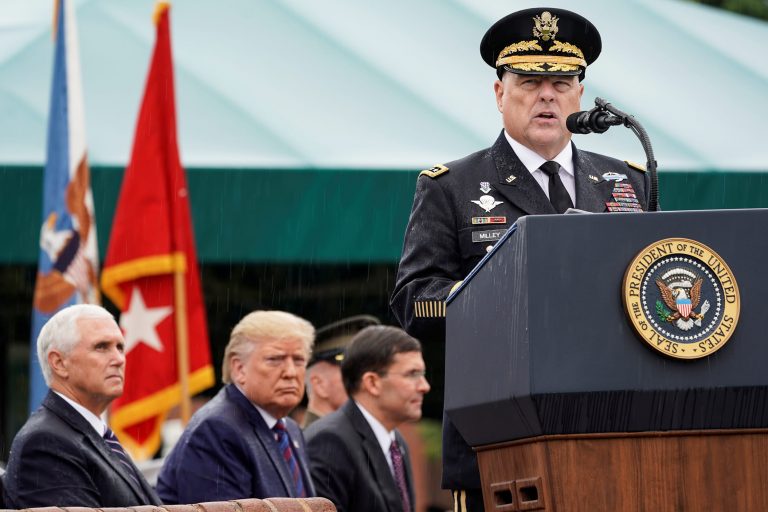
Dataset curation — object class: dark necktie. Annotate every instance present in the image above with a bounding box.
[273,420,306,497]
[390,439,412,512]
[540,160,574,213]
[103,428,141,487]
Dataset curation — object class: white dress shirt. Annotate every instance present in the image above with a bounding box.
[54,391,107,436]
[355,401,397,474]
[234,383,280,430]
[504,131,576,205]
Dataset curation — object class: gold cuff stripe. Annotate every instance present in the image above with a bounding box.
[414,300,447,318]
[452,489,468,512]
[496,54,587,68]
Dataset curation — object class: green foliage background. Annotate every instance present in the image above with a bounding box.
[690,0,768,21]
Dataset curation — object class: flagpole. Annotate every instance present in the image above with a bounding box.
[174,265,191,424]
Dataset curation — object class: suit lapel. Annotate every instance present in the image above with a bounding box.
[491,131,556,215]
[396,430,415,510]
[573,144,612,212]
[43,391,154,504]
[346,402,402,512]
[227,385,295,497]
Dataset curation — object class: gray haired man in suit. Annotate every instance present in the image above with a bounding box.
[3,304,161,508]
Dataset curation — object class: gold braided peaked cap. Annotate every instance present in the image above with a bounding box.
[480,7,602,79]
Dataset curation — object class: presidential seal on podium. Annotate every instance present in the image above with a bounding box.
[622,238,740,359]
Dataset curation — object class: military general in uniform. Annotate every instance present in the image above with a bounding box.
[390,8,651,512]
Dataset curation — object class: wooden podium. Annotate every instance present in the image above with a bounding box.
[445,209,768,511]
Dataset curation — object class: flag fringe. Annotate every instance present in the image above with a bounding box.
[101,252,187,309]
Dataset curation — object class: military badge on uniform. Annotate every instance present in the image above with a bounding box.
[602,172,627,182]
[505,175,516,184]
[622,238,740,360]
[472,216,507,225]
[419,164,449,179]
[625,160,646,173]
[588,174,599,183]
[606,182,643,212]
[480,182,492,194]
[471,195,503,213]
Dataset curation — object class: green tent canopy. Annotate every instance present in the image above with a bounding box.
[1,0,767,263]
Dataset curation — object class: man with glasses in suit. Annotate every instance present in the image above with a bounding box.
[305,325,430,512]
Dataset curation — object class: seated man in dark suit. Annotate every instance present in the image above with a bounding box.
[157,310,316,503]
[305,325,430,512]
[3,304,161,508]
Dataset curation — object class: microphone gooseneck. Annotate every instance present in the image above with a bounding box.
[567,98,659,212]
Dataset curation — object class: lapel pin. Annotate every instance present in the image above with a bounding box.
[589,174,599,182]
[505,175,516,184]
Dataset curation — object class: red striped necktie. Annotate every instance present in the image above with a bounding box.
[273,420,306,497]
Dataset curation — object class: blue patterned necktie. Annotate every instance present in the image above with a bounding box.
[103,427,141,486]
[390,438,412,512]
[273,420,306,497]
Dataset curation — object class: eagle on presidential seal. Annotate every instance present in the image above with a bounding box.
[655,268,711,332]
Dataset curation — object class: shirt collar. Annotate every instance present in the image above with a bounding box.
[234,383,280,428]
[503,130,574,177]
[355,401,396,455]
[54,391,107,436]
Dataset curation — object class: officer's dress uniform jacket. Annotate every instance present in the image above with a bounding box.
[390,130,650,490]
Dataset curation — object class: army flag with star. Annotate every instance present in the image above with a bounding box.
[101,2,213,461]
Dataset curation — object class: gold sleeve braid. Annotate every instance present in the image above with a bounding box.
[413,300,447,318]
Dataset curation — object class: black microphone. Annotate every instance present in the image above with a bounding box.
[566,108,623,134]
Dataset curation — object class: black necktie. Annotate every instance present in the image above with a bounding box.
[103,428,141,487]
[540,161,574,213]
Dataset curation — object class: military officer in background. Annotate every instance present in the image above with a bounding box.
[390,8,650,511]
[302,315,380,429]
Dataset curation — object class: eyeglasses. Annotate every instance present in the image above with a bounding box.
[380,369,427,381]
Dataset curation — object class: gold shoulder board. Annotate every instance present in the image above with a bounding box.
[625,160,646,173]
[419,164,449,179]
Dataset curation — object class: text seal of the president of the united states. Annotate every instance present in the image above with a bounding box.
[622,238,740,359]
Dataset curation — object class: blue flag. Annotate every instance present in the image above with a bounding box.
[30,0,100,412]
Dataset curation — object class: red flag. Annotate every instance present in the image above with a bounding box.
[101,1,213,461]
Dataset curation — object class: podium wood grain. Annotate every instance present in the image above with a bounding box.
[477,429,768,511]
